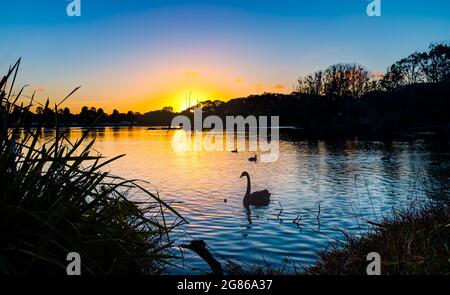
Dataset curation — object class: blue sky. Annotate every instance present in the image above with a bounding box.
[1,0,449,112]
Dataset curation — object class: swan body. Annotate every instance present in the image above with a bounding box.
[231,149,238,153]
[240,171,270,207]
[248,155,257,162]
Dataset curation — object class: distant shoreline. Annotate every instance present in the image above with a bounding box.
[14,124,450,141]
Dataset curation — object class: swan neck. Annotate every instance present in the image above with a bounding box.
[245,174,251,197]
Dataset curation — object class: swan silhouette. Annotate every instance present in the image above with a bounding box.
[248,155,257,162]
[240,171,270,207]
[231,148,238,153]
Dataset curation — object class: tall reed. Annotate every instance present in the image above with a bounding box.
[0,59,185,274]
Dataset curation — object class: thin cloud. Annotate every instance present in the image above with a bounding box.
[273,84,285,91]
[184,71,199,78]
[35,85,45,93]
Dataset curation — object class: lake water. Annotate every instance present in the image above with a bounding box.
[43,127,450,274]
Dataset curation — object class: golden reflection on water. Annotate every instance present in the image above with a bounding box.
[36,127,446,273]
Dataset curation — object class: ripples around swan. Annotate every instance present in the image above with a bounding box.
[44,127,450,274]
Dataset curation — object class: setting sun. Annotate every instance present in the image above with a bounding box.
[130,68,240,112]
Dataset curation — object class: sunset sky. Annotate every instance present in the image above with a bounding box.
[1,0,449,113]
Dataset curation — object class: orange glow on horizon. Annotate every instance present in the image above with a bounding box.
[27,64,290,114]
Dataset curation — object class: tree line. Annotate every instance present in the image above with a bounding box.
[295,43,450,96]
[9,42,450,133]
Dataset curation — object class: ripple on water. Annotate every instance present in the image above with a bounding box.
[45,127,449,273]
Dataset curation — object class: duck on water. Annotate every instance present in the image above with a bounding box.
[248,155,257,162]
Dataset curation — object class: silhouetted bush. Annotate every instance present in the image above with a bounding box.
[1,60,185,274]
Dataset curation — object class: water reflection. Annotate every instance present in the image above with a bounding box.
[37,127,449,273]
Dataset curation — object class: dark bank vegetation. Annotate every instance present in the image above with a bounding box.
[223,159,450,275]
[222,199,450,275]
[0,60,185,274]
[9,42,450,135]
[182,42,450,133]
[1,41,449,275]
[308,201,450,275]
